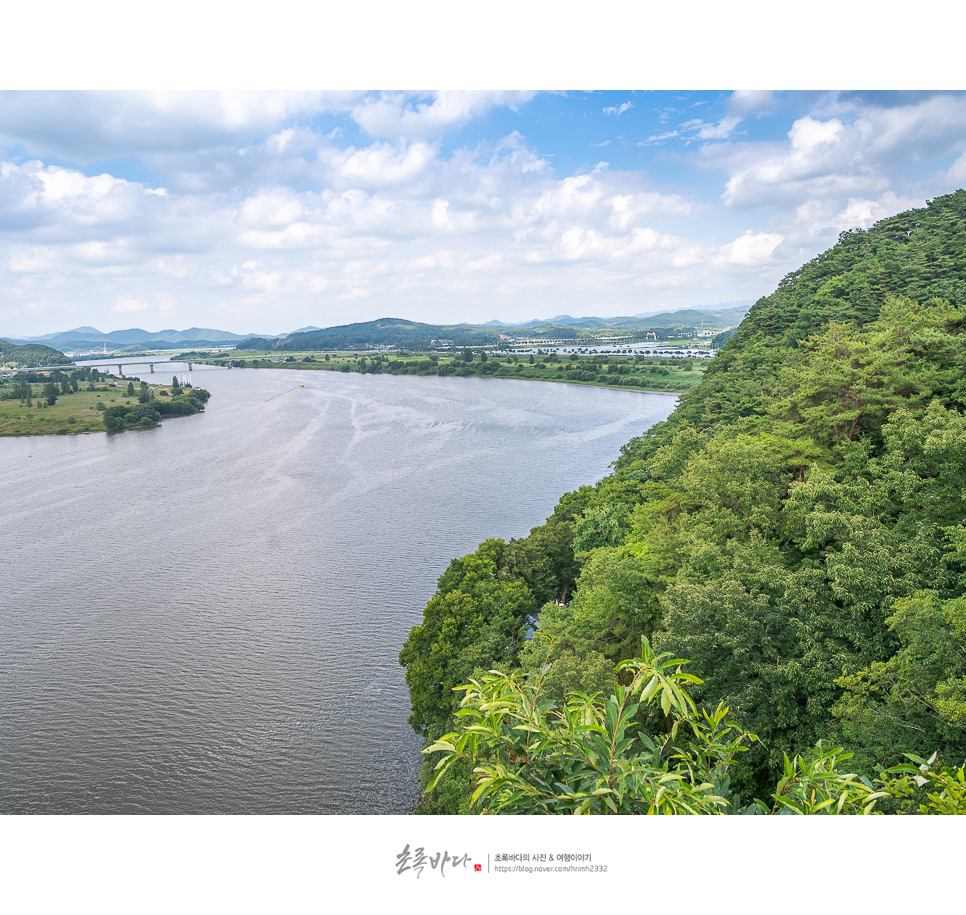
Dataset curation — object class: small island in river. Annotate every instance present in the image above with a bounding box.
[0,362,211,436]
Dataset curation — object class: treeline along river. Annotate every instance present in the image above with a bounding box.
[0,363,675,813]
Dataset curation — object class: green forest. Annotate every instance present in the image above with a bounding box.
[399,190,966,815]
[0,339,70,368]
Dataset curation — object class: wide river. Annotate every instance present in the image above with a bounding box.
[0,364,676,814]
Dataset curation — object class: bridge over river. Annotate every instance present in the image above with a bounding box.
[12,359,238,375]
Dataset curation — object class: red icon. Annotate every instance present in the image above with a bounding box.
[474,864,482,872]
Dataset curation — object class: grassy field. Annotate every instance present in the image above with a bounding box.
[0,383,162,436]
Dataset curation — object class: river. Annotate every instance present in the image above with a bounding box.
[0,364,676,813]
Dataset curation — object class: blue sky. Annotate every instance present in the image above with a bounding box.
[2,86,965,337]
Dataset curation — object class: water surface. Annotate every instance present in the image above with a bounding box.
[0,365,676,813]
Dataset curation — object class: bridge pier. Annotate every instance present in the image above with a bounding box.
[149,363,154,373]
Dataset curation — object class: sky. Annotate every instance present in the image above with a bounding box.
[0,0,963,340]
[3,88,966,338]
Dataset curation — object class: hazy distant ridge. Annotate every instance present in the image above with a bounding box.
[6,304,751,352]
[8,327,258,347]
[480,303,751,330]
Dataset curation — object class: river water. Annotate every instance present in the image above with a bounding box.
[0,364,676,814]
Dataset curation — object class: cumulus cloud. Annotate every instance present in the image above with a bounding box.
[788,191,923,245]
[333,140,440,187]
[0,159,173,238]
[718,93,966,209]
[715,231,783,266]
[720,116,870,207]
[727,90,780,117]
[114,295,150,313]
[2,90,964,335]
[0,91,352,161]
[352,91,535,139]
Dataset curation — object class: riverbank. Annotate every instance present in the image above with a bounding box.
[190,349,707,394]
[0,367,210,435]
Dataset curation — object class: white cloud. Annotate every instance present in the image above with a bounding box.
[114,295,150,313]
[788,191,923,245]
[718,94,966,210]
[238,188,306,229]
[694,115,741,140]
[0,91,351,161]
[642,130,680,144]
[333,141,439,187]
[493,131,549,174]
[352,91,535,139]
[727,90,779,117]
[721,115,867,206]
[3,90,964,335]
[0,160,148,231]
[603,101,634,117]
[715,231,783,266]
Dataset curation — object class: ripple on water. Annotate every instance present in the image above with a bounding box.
[0,367,676,813]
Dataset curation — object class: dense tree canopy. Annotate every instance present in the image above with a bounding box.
[400,191,966,813]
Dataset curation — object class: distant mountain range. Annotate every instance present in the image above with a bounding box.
[6,304,751,353]
[235,305,751,352]
[477,302,752,330]
[7,326,257,349]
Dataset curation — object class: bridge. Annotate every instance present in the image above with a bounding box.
[109,360,236,375]
[108,360,196,375]
[8,359,235,376]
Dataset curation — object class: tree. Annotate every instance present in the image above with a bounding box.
[403,193,966,813]
[426,639,890,814]
[42,381,59,406]
[103,410,125,431]
[399,539,538,742]
[12,379,31,403]
[834,592,966,772]
[501,485,596,604]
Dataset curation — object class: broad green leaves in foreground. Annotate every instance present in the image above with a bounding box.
[425,639,927,815]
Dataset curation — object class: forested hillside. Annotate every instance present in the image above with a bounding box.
[0,339,71,368]
[237,317,500,351]
[400,190,966,814]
